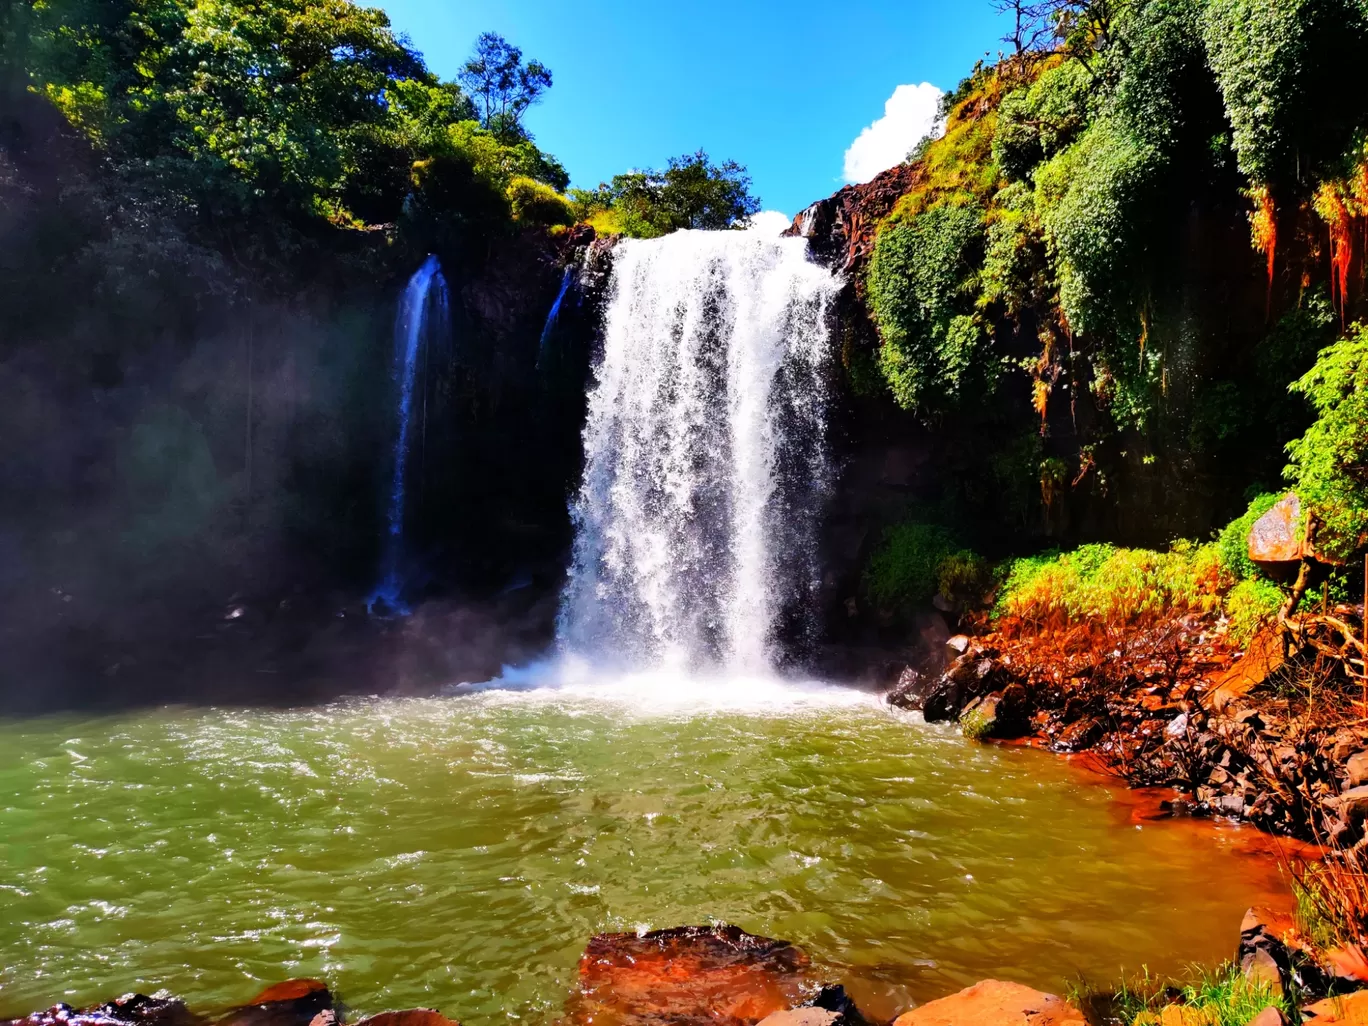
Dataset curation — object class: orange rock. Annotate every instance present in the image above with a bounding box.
[353,1013,460,1026]
[1208,631,1285,712]
[892,981,1085,1026]
[246,984,329,1007]
[1304,991,1368,1025]
[565,925,810,1026]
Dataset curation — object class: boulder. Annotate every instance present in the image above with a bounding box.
[892,981,1085,1026]
[564,925,810,1026]
[353,1013,460,1026]
[1249,494,1312,567]
[1248,1008,1286,1026]
[1346,752,1368,789]
[217,981,334,1026]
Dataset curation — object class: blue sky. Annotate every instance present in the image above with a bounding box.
[375,0,1011,219]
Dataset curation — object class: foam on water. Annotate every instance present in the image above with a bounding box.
[450,656,884,718]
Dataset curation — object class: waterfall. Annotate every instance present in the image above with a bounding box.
[369,254,450,615]
[537,266,574,369]
[557,231,840,673]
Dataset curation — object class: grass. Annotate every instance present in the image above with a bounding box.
[1289,845,1368,956]
[1075,963,1288,1026]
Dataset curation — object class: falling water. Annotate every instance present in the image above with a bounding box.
[369,254,449,615]
[557,231,841,672]
[536,266,575,369]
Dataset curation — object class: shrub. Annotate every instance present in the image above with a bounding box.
[1224,578,1283,646]
[995,541,1225,626]
[863,521,958,611]
[938,549,993,610]
[1285,324,1368,561]
[506,175,573,227]
[1215,492,1282,582]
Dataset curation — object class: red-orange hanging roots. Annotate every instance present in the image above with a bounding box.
[1249,185,1277,315]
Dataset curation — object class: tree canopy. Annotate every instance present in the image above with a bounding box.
[570,151,762,239]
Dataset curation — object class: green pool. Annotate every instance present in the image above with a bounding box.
[0,672,1284,1024]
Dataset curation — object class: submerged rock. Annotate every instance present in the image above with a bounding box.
[565,924,811,1026]
[5,996,204,1026]
[216,981,334,1026]
[892,981,1084,1026]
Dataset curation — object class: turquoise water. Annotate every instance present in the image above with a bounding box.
[0,676,1283,1024]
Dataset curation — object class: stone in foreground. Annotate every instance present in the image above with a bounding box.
[892,981,1085,1026]
[565,924,810,1026]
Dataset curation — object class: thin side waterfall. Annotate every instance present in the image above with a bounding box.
[536,265,574,369]
[369,254,449,615]
[557,231,841,673]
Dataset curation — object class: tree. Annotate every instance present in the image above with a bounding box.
[458,32,552,143]
[570,150,761,238]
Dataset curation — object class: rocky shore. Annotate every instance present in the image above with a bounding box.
[8,918,1363,1026]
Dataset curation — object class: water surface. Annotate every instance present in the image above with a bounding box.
[0,675,1283,1023]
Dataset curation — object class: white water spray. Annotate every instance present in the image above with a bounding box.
[557,231,840,673]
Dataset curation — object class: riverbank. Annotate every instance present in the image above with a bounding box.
[6,917,1360,1026]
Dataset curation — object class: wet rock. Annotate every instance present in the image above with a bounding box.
[7,996,204,1026]
[961,684,1030,740]
[892,981,1085,1026]
[887,668,929,711]
[756,1011,837,1026]
[1339,786,1368,820]
[806,985,874,1026]
[217,981,334,1026]
[1054,717,1103,752]
[947,635,971,656]
[353,1013,460,1026]
[565,925,810,1026]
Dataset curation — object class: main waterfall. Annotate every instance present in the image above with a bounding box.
[557,231,841,673]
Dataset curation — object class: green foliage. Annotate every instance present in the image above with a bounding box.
[1216,492,1282,582]
[995,541,1226,624]
[868,202,987,411]
[1285,323,1368,559]
[570,150,761,238]
[20,1,569,238]
[1225,578,1283,646]
[863,521,959,611]
[938,549,993,610]
[458,31,552,143]
[506,175,573,227]
[1203,0,1368,187]
[1118,963,1286,1026]
[993,59,1093,182]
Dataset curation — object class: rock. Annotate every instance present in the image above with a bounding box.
[1247,1007,1285,1026]
[947,635,971,655]
[888,668,928,711]
[1347,752,1368,788]
[1241,947,1284,997]
[1339,786,1368,819]
[1054,717,1102,752]
[756,1011,837,1026]
[807,985,874,1026]
[1214,794,1246,817]
[6,996,204,1026]
[217,981,334,1026]
[1249,493,1310,566]
[892,981,1085,1026]
[565,925,810,1026]
[353,1013,460,1026]
[961,684,1030,740]
[1209,630,1286,712]
[1303,991,1368,1024]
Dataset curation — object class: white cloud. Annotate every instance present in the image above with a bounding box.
[746,210,792,236]
[843,82,944,185]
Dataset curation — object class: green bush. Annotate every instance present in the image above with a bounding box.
[868,202,987,411]
[1285,324,1368,561]
[1225,578,1283,646]
[1215,492,1282,582]
[863,521,958,611]
[938,549,993,610]
[506,176,574,227]
[995,541,1225,625]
